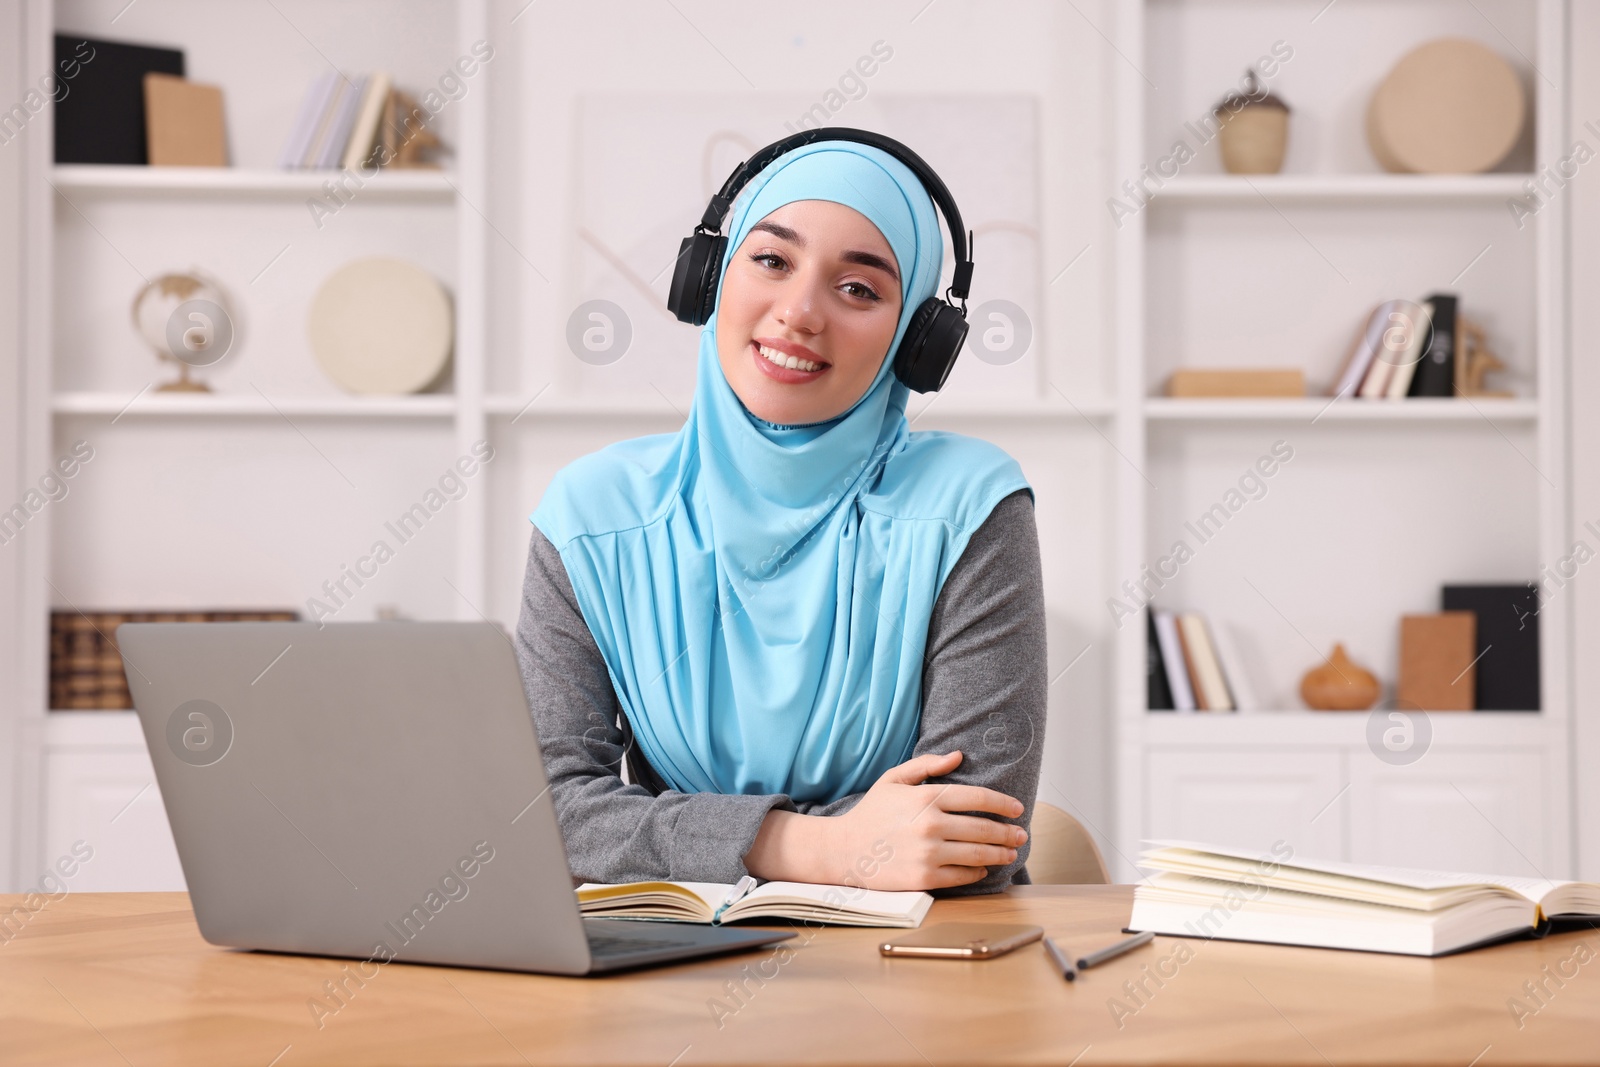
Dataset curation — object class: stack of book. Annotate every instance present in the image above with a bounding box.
[277,71,423,170]
[50,609,297,710]
[1147,610,1256,712]
[1329,292,1467,400]
[1127,840,1600,957]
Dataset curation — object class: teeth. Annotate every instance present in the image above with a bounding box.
[758,343,822,373]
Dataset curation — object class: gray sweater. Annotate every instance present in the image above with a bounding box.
[512,487,1045,896]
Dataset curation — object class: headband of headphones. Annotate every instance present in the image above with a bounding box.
[691,127,974,305]
[668,128,976,392]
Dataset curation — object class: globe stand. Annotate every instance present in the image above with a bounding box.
[155,359,212,393]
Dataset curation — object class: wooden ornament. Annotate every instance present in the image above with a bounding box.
[1300,643,1381,711]
[1454,316,1512,397]
[1367,39,1525,174]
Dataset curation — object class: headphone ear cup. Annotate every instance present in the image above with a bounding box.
[667,232,727,326]
[893,298,968,393]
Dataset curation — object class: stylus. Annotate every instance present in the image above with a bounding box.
[1076,930,1155,970]
[1042,935,1076,981]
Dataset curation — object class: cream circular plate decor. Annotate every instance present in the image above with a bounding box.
[307,257,453,394]
[1367,38,1525,174]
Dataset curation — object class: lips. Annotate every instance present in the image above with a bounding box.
[750,340,829,384]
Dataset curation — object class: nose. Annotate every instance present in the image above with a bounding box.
[774,268,826,335]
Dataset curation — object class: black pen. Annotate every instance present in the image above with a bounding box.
[1076,930,1155,971]
[1042,935,1076,981]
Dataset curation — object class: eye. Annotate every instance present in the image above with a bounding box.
[749,251,788,272]
[841,280,882,302]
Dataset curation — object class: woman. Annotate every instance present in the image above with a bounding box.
[515,138,1046,896]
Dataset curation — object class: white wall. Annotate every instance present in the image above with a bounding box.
[492,0,1124,849]
[1569,0,1600,881]
[0,0,23,892]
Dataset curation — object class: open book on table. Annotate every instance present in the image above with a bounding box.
[576,879,932,928]
[1127,839,1600,957]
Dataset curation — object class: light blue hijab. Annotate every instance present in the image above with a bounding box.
[531,140,1030,804]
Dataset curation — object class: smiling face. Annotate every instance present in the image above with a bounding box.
[714,199,904,426]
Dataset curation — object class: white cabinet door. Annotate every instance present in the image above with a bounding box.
[1347,748,1548,877]
[1145,749,1345,861]
[40,749,186,892]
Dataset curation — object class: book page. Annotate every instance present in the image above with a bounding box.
[576,881,731,911]
[739,881,929,917]
[1144,840,1570,901]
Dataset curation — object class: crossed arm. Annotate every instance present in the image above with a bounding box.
[512,488,1047,896]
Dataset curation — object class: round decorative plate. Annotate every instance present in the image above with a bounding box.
[307,256,452,394]
[1368,38,1525,174]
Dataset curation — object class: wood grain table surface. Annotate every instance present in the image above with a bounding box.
[2,885,1596,1066]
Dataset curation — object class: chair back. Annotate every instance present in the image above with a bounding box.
[1025,801,1111,884]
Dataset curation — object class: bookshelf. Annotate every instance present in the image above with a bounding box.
[1113,0,1572,879]
[12,0,492,890]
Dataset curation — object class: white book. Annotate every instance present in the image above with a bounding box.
[1206,617,1258,712]
[576,880,932,928]
[277,71,336,170]
[1153,611,1195,712]
[340,71,391,171]
[1178,612,1232,712]
[1385,299,1435,399]
[1128,840,1600,957]
[1330,299,1405,399]
[300,76,350,168]
[316,73,368,169]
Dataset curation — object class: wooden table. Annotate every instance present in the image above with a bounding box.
[2,886,1596,1066]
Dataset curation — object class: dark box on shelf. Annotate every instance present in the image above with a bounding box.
[1440,584,1540,711]
[54,35,184,165]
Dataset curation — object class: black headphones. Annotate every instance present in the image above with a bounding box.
[667,127,975,394]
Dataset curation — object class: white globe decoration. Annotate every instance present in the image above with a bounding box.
[131,272,235,392]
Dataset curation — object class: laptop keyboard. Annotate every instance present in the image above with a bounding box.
[588,931,700,957]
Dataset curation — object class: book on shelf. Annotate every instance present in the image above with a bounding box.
[1150,609,1251,713]
[1442,583,1540,710]
[1330,299,1405,399]
[280,70,417,171]
[342,72,392,170]
[49,609,298,710]
[1384,299,1434,399]
[1330,294,1500,402]
[277,70,337,168]
[53,35,185,165]
[1127,840,1600,957]
[1205,617,1258,712]
[1407,293,1458,398]
[1151,611,1196,712]
[1147,611,1175,710]
[1165,368,1304,398]
[1178,612,1233,712]
[316,73,368,169]
[576,880,932,928]
[1398,611,1476,711]
[1356,300,1410,399]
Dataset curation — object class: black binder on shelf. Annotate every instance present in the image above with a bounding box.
[1441,583,1540,710]
[53,34,185,164]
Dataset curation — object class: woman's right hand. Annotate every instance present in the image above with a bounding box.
[824,750,1027,891]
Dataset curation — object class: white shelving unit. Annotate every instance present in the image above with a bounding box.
[13,0,491,890]
[1112,0,1573,879]
[51,163,456,197]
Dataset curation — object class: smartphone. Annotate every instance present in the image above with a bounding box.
[879,922,1044,960]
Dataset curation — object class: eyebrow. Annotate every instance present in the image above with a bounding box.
[749,220,900,284]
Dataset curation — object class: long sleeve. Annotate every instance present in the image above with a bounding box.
[513,486,1047,893]
[513,524,797,885]
[778,488,1046,896]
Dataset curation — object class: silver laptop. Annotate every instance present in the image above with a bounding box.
[118,620,792,975]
